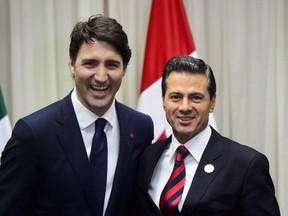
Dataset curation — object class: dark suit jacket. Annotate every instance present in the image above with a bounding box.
[0,92,154,216]
[136,127,280,216]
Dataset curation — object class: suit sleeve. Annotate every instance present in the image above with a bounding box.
[241,153,280,216]
[0,118,39,215]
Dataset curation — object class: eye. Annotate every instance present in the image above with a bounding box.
[191,94,204,103]
[169,94,181,102]
[82,60,97,69]
[106,60,120,69]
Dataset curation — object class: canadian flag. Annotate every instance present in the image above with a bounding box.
[137,0,217,142]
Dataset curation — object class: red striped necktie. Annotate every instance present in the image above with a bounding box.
[159,145,189,216]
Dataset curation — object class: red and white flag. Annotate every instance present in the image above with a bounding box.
[0,87,11,158]
[137,0,217,142]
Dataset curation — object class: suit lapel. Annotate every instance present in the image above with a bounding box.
[105,102,138,215]
[182,128,223,214]
[55,94,98,215]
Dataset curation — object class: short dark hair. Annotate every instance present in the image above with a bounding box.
[161,55,216,99]
[69,14,132,69]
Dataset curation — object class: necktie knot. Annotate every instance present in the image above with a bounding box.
[95,118,107,132]
[175,145,189,162]
[92,118,107,155]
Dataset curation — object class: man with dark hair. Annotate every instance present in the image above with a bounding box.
[136,55,280,215]
[0,15,154,216]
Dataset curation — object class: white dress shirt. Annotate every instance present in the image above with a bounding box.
[148,125,211,211]
[71,89,120,216]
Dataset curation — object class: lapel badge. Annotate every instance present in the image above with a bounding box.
[204,164,215,173]
[129,133,134,139]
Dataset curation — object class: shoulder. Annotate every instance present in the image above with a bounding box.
[14,93,72,132]
[115,101,154,141]
[115,101,152,119]
[138,138,170,170]
[24,94,71,122]
[210,127,267,164]
[115,101,154,128]
[223,137,262,159]
[142,136,171,156]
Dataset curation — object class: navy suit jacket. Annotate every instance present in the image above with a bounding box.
[0,92,154,216]
[136,127,280,216]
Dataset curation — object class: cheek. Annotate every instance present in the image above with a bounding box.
[75,68,95,81]
[165,104,178,118]
[198,105,213,117]
[163,99,175,108]
[109,73,125,84]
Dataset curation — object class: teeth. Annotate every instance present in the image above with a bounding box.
[179,116,196,121]
[91,86,108,91]
[180,117,191,121]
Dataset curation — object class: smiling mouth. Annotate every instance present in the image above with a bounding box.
[178,115,197,123]
[179,117,192,121]
[90,85,109,92]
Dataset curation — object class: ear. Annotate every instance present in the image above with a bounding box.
[122,67,127,77]
[162,96,166,111]
[69,59,75,78]
[209,95,216,113]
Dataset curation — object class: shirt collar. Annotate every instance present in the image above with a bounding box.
[71,88,116,130]
[170,125,212,162]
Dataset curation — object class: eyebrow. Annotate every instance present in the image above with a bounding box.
[81,58,121,65]
[82,58,96,62]
[105,59,121,65]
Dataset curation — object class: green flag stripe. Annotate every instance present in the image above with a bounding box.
[0,87,8,119]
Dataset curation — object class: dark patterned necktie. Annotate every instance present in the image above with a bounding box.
[90,118,107,216]
[159,145,189,216]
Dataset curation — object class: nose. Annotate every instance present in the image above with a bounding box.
[94,65,107,83]
[179,98,192,112]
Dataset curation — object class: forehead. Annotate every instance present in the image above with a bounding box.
[166,72,208,92]
[77,40,122,61]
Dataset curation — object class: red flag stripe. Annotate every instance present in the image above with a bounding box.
[140,0,195,92]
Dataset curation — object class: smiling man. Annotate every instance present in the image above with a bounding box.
[136,55,280,216]
[0,15,154,216]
